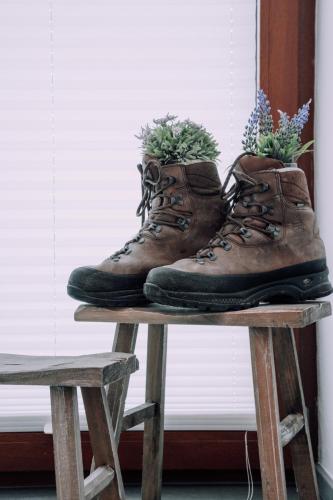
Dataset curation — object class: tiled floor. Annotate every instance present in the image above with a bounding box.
[0,485,299,499]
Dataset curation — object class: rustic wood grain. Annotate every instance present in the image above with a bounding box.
[260,0,319,460]
[74,302,331,328]
[122,402,156,432]
[280,414,304,448]
[50,386,85,500]
[272,327,319,499]
[91,323,138,474]
[108,323,138,443]
[249,327,287,500]
[84,466,114,500]
[81,387,125,500]
[0,352,138,387]
[142,324,168,500]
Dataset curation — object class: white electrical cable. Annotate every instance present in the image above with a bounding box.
[245,431,254,500]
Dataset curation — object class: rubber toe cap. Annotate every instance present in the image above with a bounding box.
[146,266,204,292]
[68,266,147,292]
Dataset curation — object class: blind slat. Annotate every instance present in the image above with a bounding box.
[0,0,257,432]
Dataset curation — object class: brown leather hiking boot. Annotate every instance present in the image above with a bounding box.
[67,156,225,306]
[144,154,332,311]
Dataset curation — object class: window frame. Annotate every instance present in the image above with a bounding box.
[0,0,317,483]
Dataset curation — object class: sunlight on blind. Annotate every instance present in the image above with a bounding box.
[0,0,257,431]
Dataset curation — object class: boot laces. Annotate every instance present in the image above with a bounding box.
[111,160,192,261]
[196,153,280,264]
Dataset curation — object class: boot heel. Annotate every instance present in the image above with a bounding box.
[297,269,333,300]
[266,268,333,303]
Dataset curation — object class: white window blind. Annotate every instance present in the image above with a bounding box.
[0,0,257,432]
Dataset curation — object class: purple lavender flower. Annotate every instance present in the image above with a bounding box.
[276,110,293,146]
[243,89,274,153]
[257,89,273,135]
[135,114,177,144]
[277,110,290,132]
[289,99,312,136]
[243,89,313,162]
[242,107,259,153]
[135,124,152,145]
[153,114,177,126]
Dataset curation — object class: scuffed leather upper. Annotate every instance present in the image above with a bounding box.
[152,155,326,277]
[91,157,225,276]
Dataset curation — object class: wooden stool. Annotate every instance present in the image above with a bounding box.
[75,301,331,500]
[0,351,138,500]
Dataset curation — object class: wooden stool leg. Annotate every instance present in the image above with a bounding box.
[50,386,85,500]
[272,327,319,500]
[108,323,138,442]
[82,386,126,500]
[249,327,287,500]
[142,324,168,500]
[91,323,138,473]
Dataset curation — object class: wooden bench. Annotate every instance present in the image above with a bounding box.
[75,301,331,500]
[0,352,138,500]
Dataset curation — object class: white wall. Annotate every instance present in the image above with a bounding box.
[315,0,333,482]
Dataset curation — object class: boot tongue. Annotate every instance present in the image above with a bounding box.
[198,156,285,256]
[140,155,186,228]
[219,156,283,243]
[142,154,162,182]
[237,155,283,175]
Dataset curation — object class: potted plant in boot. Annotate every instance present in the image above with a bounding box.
[242,89,314,165]
[67,116,225,307]
[144,95,332,311]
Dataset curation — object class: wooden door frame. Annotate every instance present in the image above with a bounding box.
[260,0,318,455]
[0,0,318,484]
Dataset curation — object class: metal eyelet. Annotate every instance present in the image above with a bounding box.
[261,182,270,192]
[220,241,231,251]
[266,223,275,232]
[177,217,189,230]
[207,251,217,261]
[266,224,280,239]
[240,228,252,238]
[260,205,269,215]
[224,242,232,251]
[171,195,183,205]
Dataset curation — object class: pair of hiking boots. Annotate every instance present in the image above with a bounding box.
[67,154,332,311]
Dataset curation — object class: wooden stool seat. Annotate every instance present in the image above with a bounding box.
[75,301,330,327]
[0,351,139,500]
[75,300,331,500]
[0,352,138,387]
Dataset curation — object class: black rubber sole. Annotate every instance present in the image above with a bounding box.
[144,268,333,311]
[67,284,149,307]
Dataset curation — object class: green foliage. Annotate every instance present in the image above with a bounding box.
[257,133,314,163]
[243,90,313,163]
[136,114,220,165]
